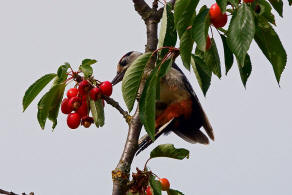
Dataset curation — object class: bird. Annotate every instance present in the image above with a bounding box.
[112,51,214,154]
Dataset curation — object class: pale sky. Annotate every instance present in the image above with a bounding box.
[0,1,291,195]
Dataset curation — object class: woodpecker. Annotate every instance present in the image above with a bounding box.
[112,51,214,154]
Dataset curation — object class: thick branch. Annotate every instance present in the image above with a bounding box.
[112,1,163,195]
[132,0,151,20]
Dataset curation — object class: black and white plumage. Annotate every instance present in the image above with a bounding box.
[112,51,214,154]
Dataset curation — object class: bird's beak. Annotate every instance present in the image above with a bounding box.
[112,70,126,86]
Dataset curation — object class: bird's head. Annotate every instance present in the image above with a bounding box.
[111,51,142,85]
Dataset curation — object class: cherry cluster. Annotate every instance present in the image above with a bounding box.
[61,79,113,129]
[145,178,170,195]
[206,0,255,51]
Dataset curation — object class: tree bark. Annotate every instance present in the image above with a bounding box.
[112,0,162,194]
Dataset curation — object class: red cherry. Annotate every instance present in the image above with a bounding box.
[67,88,78,99]
[78,80,91,95]
[244,0,254,2]
[89,87,101,101]
[159,178,170,191]
[146,186,152,195]
[206,35,212,51]
[68,96,82,110]
[77,99,89,117]
[67,113,81,129]
[100,81,113,96]
[209,3,222,21]
[211,13,228,28]
[61,98,72,114]
[81,116,94,128]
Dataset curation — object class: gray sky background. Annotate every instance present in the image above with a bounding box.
[0,1,291,195]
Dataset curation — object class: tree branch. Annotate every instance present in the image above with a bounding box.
[132,0,151,20]
[0,189,34,195]
[102,95,131,124]
[112,1,163,195]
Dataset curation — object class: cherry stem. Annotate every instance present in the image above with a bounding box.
[144,158,152,171]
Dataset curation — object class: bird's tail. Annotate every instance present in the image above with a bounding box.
[136,119,174,155]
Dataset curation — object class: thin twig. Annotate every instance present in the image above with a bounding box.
[102,95,131,124]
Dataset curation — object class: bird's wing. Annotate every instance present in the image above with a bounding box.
[171,63,215,141]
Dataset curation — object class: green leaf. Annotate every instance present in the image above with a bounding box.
[204,38,221,78]
[48,83,66,129]
[22,73,56,112]
[56,63,70,83]
[191,55,211,96]
[180,29,194,70]
[46,63,71,128]
[254,16,287,83]
[79,59,97,78]
[122,52,152,112]
[167,189,185,195]
[289,0,292,6]
[238,54,252,87]
[256,0,276,25]
[220,34,234,75]
[37,84,65,129]
[267,0,283,17]
[150,144,190,160]
[174,0,199,38]
[216,0,227,13]
[158,58,173,78]
[158,3,177,58]
[191,7,210,52]
[149,175,162,195]
[90,99,104,128]
[139,68,158,141]
[227,3,255,67]
[228,0,240,8]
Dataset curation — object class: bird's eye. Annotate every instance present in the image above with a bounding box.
[120,59,127,67]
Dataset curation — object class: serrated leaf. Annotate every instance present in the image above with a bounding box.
[216,0,227,13]
[238,54,252,87]
[22,73,56,112]
[205,38,221,78]
[256,0,276,25]
[167,189,185,195]
[220,34,234,75]
[267,0,283,17]
[180,29,194,70]
[174,0,199,38]
[158,58,173,78]
[79,59,97,78]
[139,68,158,141]
[150,144,190,160]
[149,175,162,195]
[227,3,255,67]
[122,52,152,112]
[56,63,70,83]
[48,83,66,129]
[191,55,211,96]
[37,84,65,129]
[47,63,70,128]
[191,7,210,52]
[158,3,177,58]
[254,16,287,83]
[90,99,104,128]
